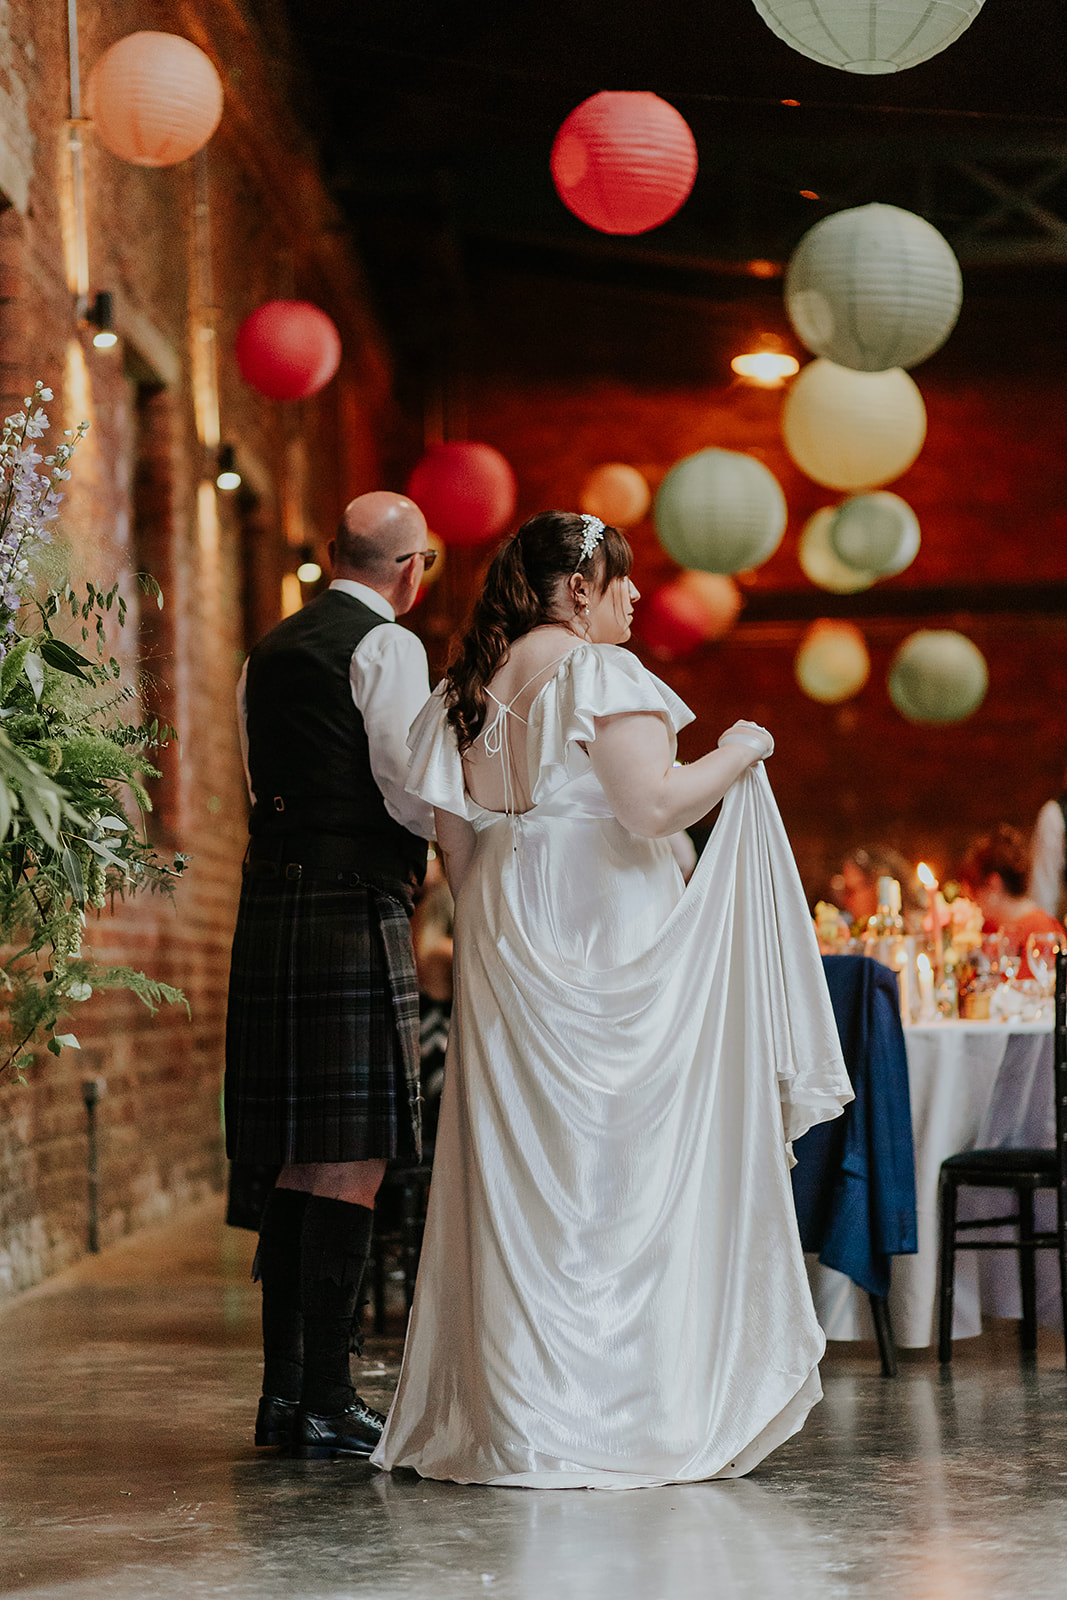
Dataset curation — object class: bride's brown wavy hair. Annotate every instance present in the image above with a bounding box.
[444,510,632,752]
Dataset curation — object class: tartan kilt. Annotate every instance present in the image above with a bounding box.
[224,871,421,1165]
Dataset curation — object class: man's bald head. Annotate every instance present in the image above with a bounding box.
[333,492,428,583]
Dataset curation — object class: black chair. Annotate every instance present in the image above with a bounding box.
[937,949,1067,1365]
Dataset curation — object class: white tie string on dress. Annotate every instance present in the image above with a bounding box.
[482,654,573,818]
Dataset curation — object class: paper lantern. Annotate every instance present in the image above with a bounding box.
[795,621,870,704]
[88,32,223,167]
[782,359,926,491]
[551,92,698,235]
[635,573,741,661]
[235,301,342,401]
[750,1,986,74]
[580,463,651,527]
[829,492,920,577]
[654,448,787,575]
[797,507,876,593]
[888,630,988,725]
[406,443,517,546]
[786,204,962,372]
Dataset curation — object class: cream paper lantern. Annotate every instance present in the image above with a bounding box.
[786,204,962,372]
[580,462,651,527]
[750,1,986,75]
[654,448,787,575]
[888,630,988,725]
[795,620,870,704]
[782,359,926,491]
[798,507,876,593]
[829,491,920,576]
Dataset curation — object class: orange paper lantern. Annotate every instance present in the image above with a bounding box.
[88,32,223,167]
[551,92,697,235]
[406,443,517,546]
[235,302,342,401]
[580,463,651,528]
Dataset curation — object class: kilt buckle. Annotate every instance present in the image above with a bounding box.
[285,862,302,881]
[273,795,286,812]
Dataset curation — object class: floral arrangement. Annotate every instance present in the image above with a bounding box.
[0,382,187,1080]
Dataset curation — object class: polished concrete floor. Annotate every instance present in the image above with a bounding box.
[2,1197,1067,1600]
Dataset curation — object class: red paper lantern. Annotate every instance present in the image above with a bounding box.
[551,91,698,235]
[235,301,342,401]
[88,32,223,167]
[406,443,517,546]
[636,574,742,661]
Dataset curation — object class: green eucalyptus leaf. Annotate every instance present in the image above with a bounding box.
[60,845,85,904]
[39,638,94,682]
[53,1033,80,1050]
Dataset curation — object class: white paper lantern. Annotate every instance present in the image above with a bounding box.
[795,620,870,703]
[654,448,787,575]
[750,1,986,75]
[888,630,988,725]
[782,359,926,491]
[829,492,920,576]
[798,507,876,593]
[786,204,962,372]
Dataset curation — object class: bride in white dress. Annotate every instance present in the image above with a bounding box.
[372,511,851,1490]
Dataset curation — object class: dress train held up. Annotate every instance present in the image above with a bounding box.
[373,644,851,1489]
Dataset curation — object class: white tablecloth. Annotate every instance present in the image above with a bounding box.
[808,1020,1056,1348]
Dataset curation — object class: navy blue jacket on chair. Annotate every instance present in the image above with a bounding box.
[791,954,918,1297]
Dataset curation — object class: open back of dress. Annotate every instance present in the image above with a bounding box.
[373,641,851,1489]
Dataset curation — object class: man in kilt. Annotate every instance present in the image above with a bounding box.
[225,490,435,1458]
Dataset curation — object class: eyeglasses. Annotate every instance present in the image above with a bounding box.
[395,548,438,569]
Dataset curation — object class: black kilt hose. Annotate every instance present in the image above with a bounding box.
[225,870,421,1165]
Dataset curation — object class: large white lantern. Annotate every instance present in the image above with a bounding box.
[786,204,962,372]
[798,507,876,593]
[654,448,787,575]
[795,620,870,704]
[750,1,986,75]
[782,359,926,491]
[829,491,920,576]
[888,630,988,725]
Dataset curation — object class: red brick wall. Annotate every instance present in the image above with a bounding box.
[0,0,395,1296]
[408,271,1067,903]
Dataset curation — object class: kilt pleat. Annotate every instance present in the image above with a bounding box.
[224,873,421,1165]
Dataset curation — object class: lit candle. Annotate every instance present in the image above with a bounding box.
[916,951,935,1021]
[917,861,944,982]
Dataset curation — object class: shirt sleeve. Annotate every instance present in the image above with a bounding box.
[350,624,436,840]
[236,658,253,804]
[1029,799,1065,916]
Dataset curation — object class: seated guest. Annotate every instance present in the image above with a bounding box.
[830,845,924,934]
[958,824,1066,977]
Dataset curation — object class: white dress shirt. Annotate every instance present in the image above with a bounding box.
[1029,797,1066,918]
[237,578,435,841]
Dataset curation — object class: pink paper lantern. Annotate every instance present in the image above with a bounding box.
[551,92,698,235]
[235,301,342,401]
[88,32,223,168]
[405,443,517,546]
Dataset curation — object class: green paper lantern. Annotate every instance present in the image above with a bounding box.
[888,631,988,725]
[829,492,920,577]
[750,1,986,75]
[654,448,787,575]
[797,507,876,594]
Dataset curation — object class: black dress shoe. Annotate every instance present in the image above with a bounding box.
[291,1396,387,1459]
[255,1394,298,1448]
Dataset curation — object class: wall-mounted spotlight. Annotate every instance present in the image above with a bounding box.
[216,443,242,492]
[296,545,322,584]
[88,291,118,349]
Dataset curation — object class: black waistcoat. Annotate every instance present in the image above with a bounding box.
[244,588,426,885]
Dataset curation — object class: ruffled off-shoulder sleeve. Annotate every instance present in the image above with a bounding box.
[405,682,476,821]
[527,643,694,806]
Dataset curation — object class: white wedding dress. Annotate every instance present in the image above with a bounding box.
[372,642,851,1490]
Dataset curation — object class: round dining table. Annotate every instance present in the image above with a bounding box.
[807,1018,1057,1348]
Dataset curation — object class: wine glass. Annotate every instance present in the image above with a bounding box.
[1025,931,1064,997]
